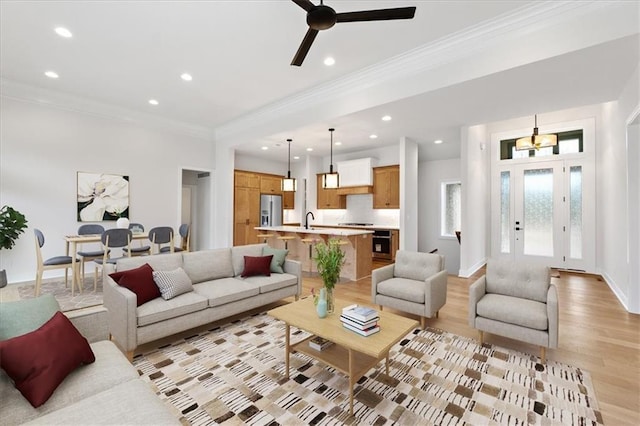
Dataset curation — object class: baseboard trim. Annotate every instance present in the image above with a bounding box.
[458,258,486,278]
[598,269,630,311]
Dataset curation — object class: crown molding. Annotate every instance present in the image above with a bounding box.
[0,79,213,141]
[215,0,624,143]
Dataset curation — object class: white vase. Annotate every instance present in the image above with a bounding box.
[116,217,130,229]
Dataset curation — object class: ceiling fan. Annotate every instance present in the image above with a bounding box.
[290,0,416,66]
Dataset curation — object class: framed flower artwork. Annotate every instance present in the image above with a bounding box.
[77,172,129,222]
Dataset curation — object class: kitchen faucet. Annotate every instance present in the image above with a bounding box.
[305,211,315,229]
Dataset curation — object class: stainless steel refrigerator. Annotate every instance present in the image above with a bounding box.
[260,194,283,227]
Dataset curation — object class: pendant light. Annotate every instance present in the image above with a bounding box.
[322,128,339,189]
[282,138,297,192]
[516,114,558,151]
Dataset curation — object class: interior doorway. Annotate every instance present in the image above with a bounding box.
[181,169,212,250]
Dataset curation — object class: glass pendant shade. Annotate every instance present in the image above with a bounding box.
[322,167,339,189]
[282,139,297,192]
[516,115,558,151]
[282,174,297,192]
[321,128,339,189]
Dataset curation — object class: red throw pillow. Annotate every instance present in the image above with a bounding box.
[0,311,95,408]
[241,255,273,278]
[109,263,159,306]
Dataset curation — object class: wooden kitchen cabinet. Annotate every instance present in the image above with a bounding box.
[235,170,260,189]
[260,176,282,194]
[317,174,346,209]
[234,171,260,246]
[373,165,400,209]
[283,191,295,210]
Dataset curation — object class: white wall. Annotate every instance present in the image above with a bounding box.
[599,64,640,313]
[459,124,490,277]
[418,159,461,274]
[0,97,214,283]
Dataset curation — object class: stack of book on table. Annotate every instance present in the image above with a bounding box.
[309,336,333,351]
[340,305,380,336]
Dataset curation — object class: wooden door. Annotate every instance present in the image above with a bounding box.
[388,166,400,208]
[283,191,295,209]
[373,165,399,209]
[260,176,282,194]
[316,174,346,209]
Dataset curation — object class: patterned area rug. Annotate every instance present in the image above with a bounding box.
[133,313,603,425]
[17,277,103,312]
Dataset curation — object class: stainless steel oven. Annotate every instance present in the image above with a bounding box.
[372,230,392,260]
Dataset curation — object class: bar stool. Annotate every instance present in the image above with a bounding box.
[300,237,320,275]
[277,235,296,250]
[257,233,274,243]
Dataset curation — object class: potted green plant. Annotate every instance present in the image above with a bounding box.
[0,205,28,288]
[314,238,346,313]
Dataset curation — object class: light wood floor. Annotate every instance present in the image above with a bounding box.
[302,261,640,425]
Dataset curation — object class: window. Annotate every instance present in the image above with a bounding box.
[500,129,583,160]
[441,181,461,238]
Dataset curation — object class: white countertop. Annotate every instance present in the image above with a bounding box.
[255,226,374,236]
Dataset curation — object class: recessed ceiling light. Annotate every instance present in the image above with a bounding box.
[335,141,342,146]
[180,73,193,81]
[261,146,268,150]
[434,139,443,144]
[381,115,392,121]
[54,27,72,38]
[44,71,59,79]
[148,99,159,106]
[306,148,313,152]
[369,134,378,139]
[293,156,300,160]
[324,57,335,66]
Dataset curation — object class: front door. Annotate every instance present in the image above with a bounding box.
[492,159,594,271]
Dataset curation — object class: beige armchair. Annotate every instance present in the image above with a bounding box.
[371,250,447,328]
[468,258,559,363]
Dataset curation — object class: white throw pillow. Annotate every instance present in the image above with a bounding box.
[152,267,193,300]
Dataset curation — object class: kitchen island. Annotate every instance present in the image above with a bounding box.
[255,226,373,281]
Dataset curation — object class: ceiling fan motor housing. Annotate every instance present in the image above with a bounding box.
[307,5,337,30]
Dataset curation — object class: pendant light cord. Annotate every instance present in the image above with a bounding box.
[287,138,292,178]
[329,128,334,173]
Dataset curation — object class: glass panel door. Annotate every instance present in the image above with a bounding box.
[521,168,555,257]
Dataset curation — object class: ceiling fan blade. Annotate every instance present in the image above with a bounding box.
[292,0,315,12]
[336,7,416,23]
[291,28,319,66]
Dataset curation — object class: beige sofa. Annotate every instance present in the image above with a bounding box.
[468,258,558,362]
[371,250,448,328]
[0,297,178,425]
[103,244,301,358]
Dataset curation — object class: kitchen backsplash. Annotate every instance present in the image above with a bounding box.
[318,194,400,227]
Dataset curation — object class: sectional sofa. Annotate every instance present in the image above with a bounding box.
[0,296,178,425]
[103,243,302,358]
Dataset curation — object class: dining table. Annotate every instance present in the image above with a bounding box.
[64,232,149,292]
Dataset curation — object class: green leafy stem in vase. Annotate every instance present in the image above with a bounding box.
[314,238,346,291]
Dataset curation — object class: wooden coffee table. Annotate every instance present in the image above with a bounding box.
[268,298,418,415]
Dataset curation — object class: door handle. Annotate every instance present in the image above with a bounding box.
[515,227,523,231]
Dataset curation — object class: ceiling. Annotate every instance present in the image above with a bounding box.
[1,1,638,162]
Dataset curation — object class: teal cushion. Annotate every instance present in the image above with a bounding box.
[262,246,288,274]
[0,294,60,341]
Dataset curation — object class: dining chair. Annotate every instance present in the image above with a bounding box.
[159,223,190,253]
[128,223,151,256]
[34,229,79,297]
[148,226,174,254]
[77,224,108,287]
[93,228,132,291]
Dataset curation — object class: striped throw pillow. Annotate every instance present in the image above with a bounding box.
[152,267,193,300]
